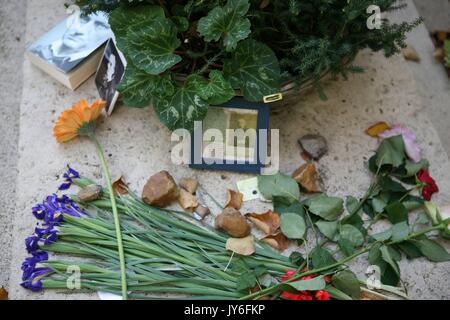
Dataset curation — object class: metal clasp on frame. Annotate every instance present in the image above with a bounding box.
[263,93,283,103]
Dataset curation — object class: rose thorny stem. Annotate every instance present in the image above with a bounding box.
[90,135,128,300]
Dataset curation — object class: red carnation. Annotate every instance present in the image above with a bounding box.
[417,169,439,201]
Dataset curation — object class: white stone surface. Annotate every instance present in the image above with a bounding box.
[6,0,450,299]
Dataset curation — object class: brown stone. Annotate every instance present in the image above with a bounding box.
[142,171,179,207]
[215,207,251,238]
[77,184,102,202]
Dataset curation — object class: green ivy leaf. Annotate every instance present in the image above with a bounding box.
[340,224,364,247]
[258,172,300,204]
[280,213,306,239]
[375,135,406,168]
[118,62,175,107]
[126,17,181,75]
[154,75,209,131]
[197,0,251,52]
[415,239,450,262]
[309,195,344,221]
[224,39,281,102]
[315,220,338,241]
[189,71,235,105]
[109,6,165,38]
[332,270,360,299]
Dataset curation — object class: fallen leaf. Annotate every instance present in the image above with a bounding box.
[246,210,280,235]
[179,178,199,194]
[226,235,255,256]
[112,176,128,196]
[0,287,8,300]
[402,45,420,62]
[215,207,251,238]
[292,163,322,193]
[434,47,445,63]
[365,122,391,137]
[261,232,290,251]
[260,0,270,9]
[224,189,244,210]
[178,189,198,211]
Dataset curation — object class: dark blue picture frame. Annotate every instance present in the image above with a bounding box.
[190,98,270,174]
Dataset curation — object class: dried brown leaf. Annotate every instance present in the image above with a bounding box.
[261,232,290,251]
[112,176,128,196]
[402,45,420,62]
[178,188,199,212]
[224,189,244,210]
[292,163,322,193]
[0,287,8,300]
[226,235,255,256]
[360,290,387,300]
[365,122,390,137]
[215,208,251,238]
[179,178,199,194]
[246,210,280,235]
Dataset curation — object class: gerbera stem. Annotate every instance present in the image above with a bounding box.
[90,134,128,300]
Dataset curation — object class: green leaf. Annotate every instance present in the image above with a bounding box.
[125,17,181,75]
[332,270,360,299]
[396,241,423,259]
[368,243,382,265]
[171,16,189,32]
[340,224,364,246]
[280,213,306,239]
[385,202,408,224]
[309,195,344,221]
[197,0,251,52]
[287,275,326,291]
[371,197,387,214]
[118,62,175,107]
[274,197,305,217]
[346,196,361,215]
[224,39,281,102]
[414,212,429,225]
[371,229,392,241]
[258,172,300,204]
[391,221,409,241]
[380,245,400,276]
[154,75,209,131]
[315,220,338,241]
[109,6,165,38]
[415,239,450,262]
[338,238,355,257]
[189,71,235,105]
[289,252,305,266]
[236,271,257,291]
[404,159,429,177]
[311,246,336,269]
[379,176,407,192]
[326,285,352,300]
[375,135,406,168]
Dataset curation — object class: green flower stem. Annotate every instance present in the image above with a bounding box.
[90,135,128,300]
[241,224,446,300]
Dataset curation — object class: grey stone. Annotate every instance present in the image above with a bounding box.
[77,185,102,202]
[298,134,328,160]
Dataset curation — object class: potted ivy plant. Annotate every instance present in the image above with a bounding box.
[74,0,420,131]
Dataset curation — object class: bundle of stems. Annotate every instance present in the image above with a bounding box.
[37,177,296,299]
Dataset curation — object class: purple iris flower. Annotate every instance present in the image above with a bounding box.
[34,226,58,245]
[21,267,52,292]
[32,204,46,220]
[25,235,40,253]
[58,165,80,191]
[21,251,49,281]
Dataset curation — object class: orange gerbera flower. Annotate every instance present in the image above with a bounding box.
[53,99,106,143]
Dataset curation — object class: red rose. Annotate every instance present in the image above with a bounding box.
[280,270,330,301]
[417,169,439,201]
